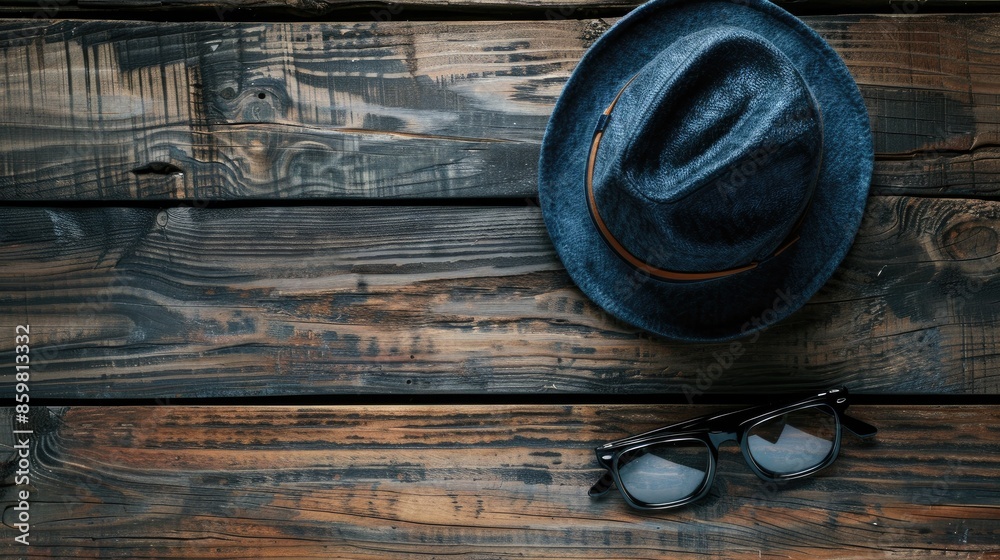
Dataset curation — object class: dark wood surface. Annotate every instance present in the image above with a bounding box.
[1,3,999,559]
[0,405,997,559]
[2,15,1000,201]
[3,195,1000,399]
[0,0,996,16]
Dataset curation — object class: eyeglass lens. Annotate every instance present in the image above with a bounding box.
[618,439,710,505]
[746,404,837,476]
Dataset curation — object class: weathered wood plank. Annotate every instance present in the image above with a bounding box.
[2,195,1000,399]
[0,0,992,17]
[2,15,1000,200]
[0,404,996,558]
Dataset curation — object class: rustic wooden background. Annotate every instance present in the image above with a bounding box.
[1,0,999,557]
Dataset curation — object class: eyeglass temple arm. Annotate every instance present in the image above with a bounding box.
[841,413,877,439]
[589,471,615,498]
[599,410,734,450]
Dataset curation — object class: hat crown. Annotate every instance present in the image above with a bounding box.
[591,26,824,273]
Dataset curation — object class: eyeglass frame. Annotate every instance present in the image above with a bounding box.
[589,387,878,510]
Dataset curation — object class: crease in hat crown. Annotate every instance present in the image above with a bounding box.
[590,25,825,275]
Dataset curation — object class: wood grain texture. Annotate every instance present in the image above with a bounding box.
[3,15,1000,200]
[0,0,994,16]
[3,195,1000,399]
[0,404,996,558]
[0,6,994,560]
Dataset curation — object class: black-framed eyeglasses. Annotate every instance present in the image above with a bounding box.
[589,387,877,510]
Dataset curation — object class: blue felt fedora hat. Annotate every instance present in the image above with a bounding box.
[539,0,873,341]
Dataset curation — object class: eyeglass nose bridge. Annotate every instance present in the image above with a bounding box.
[706,428,784,482]
[707,430,739,447]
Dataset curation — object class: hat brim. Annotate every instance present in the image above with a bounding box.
[539,0,874,342]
